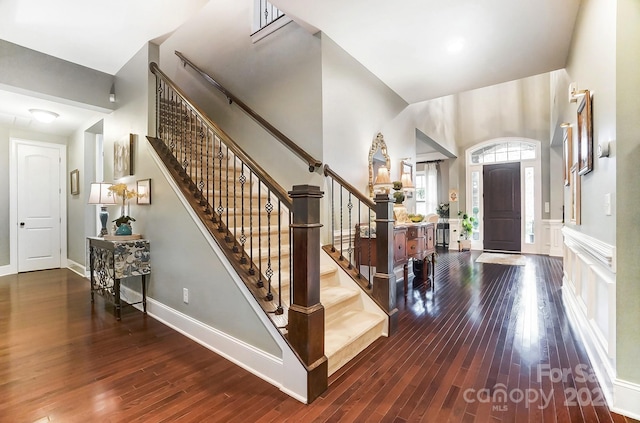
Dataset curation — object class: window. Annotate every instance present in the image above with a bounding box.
[524,167,535,244]
[470,139,537,164]
[416,163,438,216]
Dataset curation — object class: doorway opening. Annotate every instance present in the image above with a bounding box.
[465,138,541,254]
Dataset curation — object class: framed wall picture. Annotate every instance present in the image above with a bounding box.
[114,133,135,180]
[70,169,79,195]
[562,125,572,186]
[137,179,151,205]
[576,90,593,175]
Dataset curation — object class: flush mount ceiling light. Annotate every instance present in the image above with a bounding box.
[29,109,59,123]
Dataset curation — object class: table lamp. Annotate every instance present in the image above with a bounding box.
[373,165,393,194]
[88,182,116,236]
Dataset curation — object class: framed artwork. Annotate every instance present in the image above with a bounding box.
[136,179,151,205]
[570,164,581,224]
[576,90,593,175]
[70,169,79,195]
[562,125,572,186]
[114,133,135,179]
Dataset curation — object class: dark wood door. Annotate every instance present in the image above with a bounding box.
[483,162,521,252]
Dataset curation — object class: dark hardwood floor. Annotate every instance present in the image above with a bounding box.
[0,251,636,422]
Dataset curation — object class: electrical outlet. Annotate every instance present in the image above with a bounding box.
[183,288,189,304]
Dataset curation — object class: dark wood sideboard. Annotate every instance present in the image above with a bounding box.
[355,222,436,295]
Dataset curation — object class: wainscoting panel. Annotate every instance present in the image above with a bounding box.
[542,219,563,256]
[561,226,616,405]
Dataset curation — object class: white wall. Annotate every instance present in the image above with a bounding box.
[157,0,323,193]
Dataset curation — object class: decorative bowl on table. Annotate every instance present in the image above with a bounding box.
[408,214,424,223]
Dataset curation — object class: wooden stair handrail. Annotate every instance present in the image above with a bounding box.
[175,51,322,173]
[149,61,292,209]
[323,164,375,209]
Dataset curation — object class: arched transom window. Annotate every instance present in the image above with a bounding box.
[469,139,537,164]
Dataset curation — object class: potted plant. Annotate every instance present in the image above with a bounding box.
[436,203,450,222]
[108,183,139,235]
[458,210,475,251]
[392,181,405,204]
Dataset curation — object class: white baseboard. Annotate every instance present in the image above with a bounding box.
[613,379,640,420]
[562,281,615,405]
[67,259,87,277]
[119,285,307,404]
[0,264,15,277]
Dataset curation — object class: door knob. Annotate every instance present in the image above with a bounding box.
[19,222,25,227]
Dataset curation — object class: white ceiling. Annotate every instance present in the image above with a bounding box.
[273,0,581,103]
[0,0,581,136]
[0,0,208,136]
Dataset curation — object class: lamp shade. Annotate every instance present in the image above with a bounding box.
[374,165,392,185]
[401,172,414,190]
[88,182,116,205]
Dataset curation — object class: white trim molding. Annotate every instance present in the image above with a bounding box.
[613,379,640,420]
[0,265,13,277]
[119,284,307,403]
[561,225,617,407]
[562,226,616,272]
[542,219,563,257]
[67,259,87,277]
[147,140,309,403]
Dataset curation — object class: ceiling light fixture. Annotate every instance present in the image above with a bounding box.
[446,37,466,54]
[29,109,59,123]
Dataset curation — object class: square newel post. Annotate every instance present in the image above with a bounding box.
[287,184,328,403]
[373,193,399,334]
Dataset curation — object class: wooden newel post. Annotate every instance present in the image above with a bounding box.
[287,184,328,403]
[373,193,399,334]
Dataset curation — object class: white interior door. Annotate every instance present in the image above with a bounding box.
[17,143,62,272]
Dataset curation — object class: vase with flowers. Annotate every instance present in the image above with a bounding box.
[108,183,139,236]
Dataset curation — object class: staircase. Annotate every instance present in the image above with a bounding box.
[148,62,387,387]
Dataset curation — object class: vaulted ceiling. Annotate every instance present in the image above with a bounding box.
[272,0,581,103]
[0,0,581,135]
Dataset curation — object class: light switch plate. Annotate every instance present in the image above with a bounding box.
[604,193,611,216]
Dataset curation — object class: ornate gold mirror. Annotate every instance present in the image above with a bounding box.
[368,133,391,196]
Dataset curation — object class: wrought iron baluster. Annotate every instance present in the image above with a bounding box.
[216,139,224,232]
[239,164,247,262]
[265,193,273,301]
[347,192,353,269]
[249,172,255,274]
[330,178,336,252]
[339,185,344,260]
[275,201,283,315]
[224,146,231,242]
[232,158,238,251]
[256,182,263,287]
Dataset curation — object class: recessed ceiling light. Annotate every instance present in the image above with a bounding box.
[446,37,466,54]
[29,109,59,123]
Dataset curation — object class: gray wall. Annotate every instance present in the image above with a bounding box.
[62,41,283,357]
[556,0,617,245]
[0,40,115,112]
[616,0,640,386]
[157,0,323,192]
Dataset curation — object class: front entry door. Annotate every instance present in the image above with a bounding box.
[17,142,62,272]
[483,162,521,252]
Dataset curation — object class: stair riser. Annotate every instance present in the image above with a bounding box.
[327,319,385,376]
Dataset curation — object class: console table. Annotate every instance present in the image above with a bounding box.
[88,237,150,320]
[354,222,436,294]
